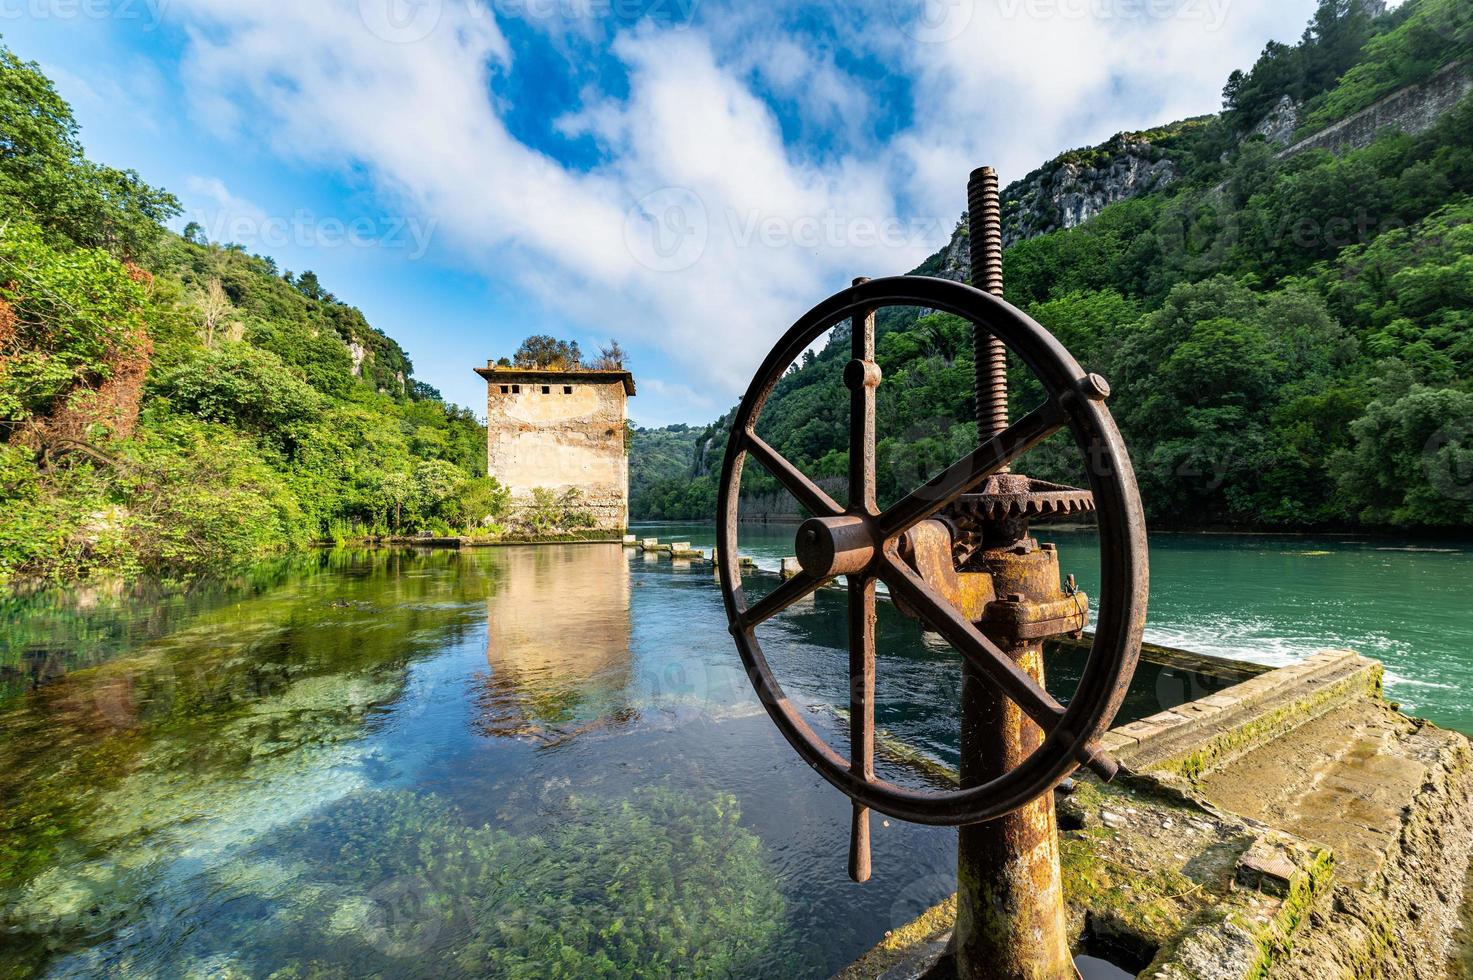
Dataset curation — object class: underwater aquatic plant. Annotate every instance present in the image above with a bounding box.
[454,789,791,978]
[133,786,795,978]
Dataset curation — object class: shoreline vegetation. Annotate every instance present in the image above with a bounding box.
[5,0,1473,599]
[328,530,625,548]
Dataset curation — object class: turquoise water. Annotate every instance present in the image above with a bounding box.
[645,523,1473,734]
[0,530,1469,977]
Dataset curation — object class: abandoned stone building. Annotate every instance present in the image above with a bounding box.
[474,365,635,531]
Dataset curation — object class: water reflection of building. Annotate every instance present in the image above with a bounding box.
[477,544,634,741]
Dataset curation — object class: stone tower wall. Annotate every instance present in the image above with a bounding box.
[485,377,629,530]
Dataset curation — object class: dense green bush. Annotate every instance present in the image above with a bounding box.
[0,220,150,432]
[151,343,321,442]
[116,414,310,573]
[511,487,597,537]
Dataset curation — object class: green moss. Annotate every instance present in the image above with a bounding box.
[1242,848,1336,980]
[1060,831,1199,948]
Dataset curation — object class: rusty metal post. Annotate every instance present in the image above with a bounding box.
[954,166,1075,980]
[848,276,878,885]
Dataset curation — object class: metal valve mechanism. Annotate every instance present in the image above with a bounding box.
[717,167,1149,980]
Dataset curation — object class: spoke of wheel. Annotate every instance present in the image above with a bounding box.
[877,554,1119,780]
[876,401,1065,540]
[847,574,876,883]
[745,432,844,519]
[849,286,877,516]
[738,571,828,630]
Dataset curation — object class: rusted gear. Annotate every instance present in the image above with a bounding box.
[944,472,1095,565]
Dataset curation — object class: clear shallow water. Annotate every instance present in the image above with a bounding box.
[0,531,1468,978]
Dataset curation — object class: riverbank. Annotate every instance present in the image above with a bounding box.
[635,516,1473,545]
[333,531,625,548]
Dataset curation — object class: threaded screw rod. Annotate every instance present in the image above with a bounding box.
[968,166,1008,450]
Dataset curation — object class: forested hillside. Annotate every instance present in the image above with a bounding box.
[0,45,503,587]
[633,0,1473,530]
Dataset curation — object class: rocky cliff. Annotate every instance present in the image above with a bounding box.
[928,122,1205,282]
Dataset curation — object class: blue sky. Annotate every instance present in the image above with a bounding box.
[4,0,1324,426]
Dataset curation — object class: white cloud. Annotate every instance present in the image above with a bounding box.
[165,0,934,399]
[886,0,1319,217]
[159,0,1318,407]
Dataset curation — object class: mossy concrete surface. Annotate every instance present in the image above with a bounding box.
[835,772,1330,980]
[1196,699,1473,979]
[1102,650,1382,778]
[835,650,1473,980]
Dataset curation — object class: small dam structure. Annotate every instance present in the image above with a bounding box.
[475,364,635,530]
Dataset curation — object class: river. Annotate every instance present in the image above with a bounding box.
[0,529,1468,977]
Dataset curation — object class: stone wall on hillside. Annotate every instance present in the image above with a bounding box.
[931,135,1182,281]
[1279,60,1472,160]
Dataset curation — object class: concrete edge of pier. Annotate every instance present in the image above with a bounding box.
[1102,649,1382,777]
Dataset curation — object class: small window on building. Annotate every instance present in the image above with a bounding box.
[542,385,551,394]
[512,385,520,394]
[563,386,573,394]
[500,385,509,394]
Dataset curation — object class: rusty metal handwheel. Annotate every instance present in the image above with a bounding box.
[717,275,1148,827]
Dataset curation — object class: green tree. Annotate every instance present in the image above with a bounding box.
[454,476,511,531]
[513,334,582,370]
[152,343,321,444]
[0,45,179,259]
[1333,386,1473,525]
